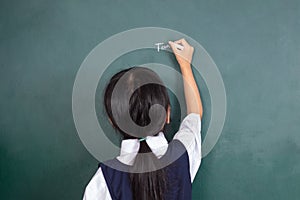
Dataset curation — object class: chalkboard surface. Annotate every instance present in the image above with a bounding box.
[1,0,299,199]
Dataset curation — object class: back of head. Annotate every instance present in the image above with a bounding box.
[104,66,170,139]
[104,67,170,200]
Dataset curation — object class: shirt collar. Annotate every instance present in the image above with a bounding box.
[117,132,168,165]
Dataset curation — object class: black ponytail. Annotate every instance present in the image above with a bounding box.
[104,67,170,200]
[129,141,167,200]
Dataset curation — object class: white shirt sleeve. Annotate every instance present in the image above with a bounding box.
[83,167,112,200]
[173,113,202,183]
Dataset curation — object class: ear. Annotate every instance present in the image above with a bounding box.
[166,105,171,124]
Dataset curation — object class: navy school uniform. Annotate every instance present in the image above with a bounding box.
[83,113,202,200]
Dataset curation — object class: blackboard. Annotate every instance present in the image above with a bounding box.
[1,0,299,199]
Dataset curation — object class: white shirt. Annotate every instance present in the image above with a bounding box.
[83,113,202,200]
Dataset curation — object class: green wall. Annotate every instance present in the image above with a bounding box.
[1,0,299,199]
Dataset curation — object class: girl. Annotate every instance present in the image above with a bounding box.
[83,38,203,200]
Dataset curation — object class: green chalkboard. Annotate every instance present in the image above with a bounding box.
[1,0,300,199]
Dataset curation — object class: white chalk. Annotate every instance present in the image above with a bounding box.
[155,42,184,52]
[173,43,184,50]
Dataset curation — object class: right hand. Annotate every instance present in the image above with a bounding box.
[168,38,194,67]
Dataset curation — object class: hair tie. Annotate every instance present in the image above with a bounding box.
[138,137,147,142]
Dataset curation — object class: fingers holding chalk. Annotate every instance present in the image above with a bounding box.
[174,38,189,46]
[168,38,194,66]
[168,41,184,51]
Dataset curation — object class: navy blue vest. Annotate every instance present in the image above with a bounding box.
[99,140,192,200]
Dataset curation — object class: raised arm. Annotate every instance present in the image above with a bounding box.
[169,38,203,118]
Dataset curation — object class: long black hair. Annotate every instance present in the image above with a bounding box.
[103,67,170,200]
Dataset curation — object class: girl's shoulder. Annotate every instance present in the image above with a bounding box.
[83,167,111,200]
[173,113,201,151]
[173,113,202,182]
